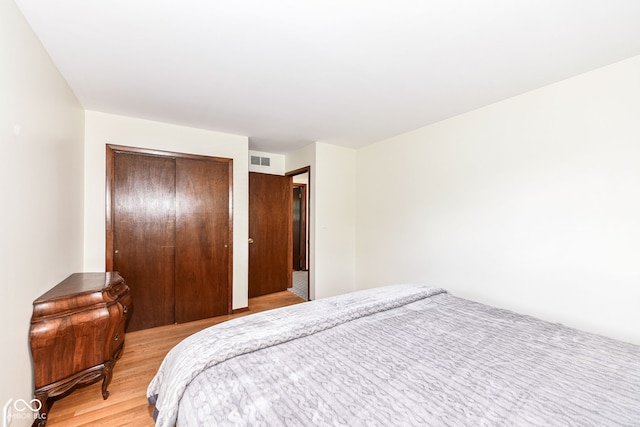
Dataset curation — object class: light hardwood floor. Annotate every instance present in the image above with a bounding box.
[45,291,305,426]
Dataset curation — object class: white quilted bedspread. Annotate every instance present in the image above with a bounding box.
[148,284,640,426]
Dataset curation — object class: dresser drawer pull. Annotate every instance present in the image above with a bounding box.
[114,334,119,341]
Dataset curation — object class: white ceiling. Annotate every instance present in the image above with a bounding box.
[15,0,640,154]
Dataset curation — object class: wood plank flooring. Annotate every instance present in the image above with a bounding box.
[44,291,305,426]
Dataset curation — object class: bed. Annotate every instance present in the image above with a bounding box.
[147,285,640,426]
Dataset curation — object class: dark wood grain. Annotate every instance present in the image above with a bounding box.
[29,272,130,425]
[107,145,233,330]
[248,173,293,297]
[113,152,176,331]
[175,157,232,323]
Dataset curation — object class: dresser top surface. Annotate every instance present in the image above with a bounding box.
[35,272,125,303]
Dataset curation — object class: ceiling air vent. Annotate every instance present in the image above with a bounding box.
[250,155,261,166]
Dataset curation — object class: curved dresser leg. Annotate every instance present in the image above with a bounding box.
[101,363,113,400]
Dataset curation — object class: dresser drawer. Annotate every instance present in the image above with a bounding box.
[120,294,132,320]
[111,317,127,355]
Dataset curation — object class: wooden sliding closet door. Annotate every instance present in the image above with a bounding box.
[108,146,232,332]
[175,158,231,323]
[112,152,176,332]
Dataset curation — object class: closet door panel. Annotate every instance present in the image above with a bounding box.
[175,158,231,323]
[113,153,176,331]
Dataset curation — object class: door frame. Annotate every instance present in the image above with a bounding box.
[286,166,311,300]
[105,144,234,313]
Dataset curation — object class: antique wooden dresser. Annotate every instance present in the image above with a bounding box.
[29,272,131,424]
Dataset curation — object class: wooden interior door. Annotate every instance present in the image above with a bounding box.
[175,157,232,323]
[248,173,293,297]
[112,152,176,332]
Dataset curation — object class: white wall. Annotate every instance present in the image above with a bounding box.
[0,1,85,424]
[357,55,640,344]
[315,143,357,299]
[287,142,357,300]
[83,111,250,309]
[293,173,309,185]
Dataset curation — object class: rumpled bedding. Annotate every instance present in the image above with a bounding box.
[148,284,445,426]
[148,285,640,426]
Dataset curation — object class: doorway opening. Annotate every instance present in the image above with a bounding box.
[287,166,310,301]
